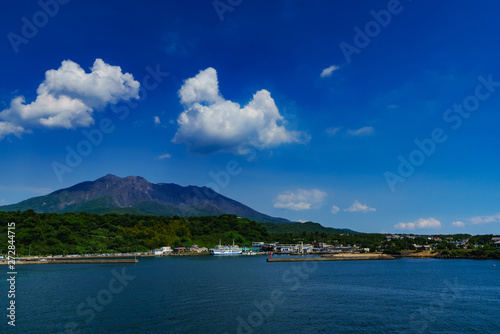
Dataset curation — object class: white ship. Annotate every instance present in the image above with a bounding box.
[210,240,242,255]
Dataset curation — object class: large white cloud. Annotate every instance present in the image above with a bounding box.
[344,200,376,213]
[173,67,308,153]
[0,59,139,139]
[274,189,327,211]
[394,217,441,230]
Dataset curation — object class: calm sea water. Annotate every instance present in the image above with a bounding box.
[2,256,499,334]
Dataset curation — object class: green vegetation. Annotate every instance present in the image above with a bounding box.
[381,234,500,258]
[1,211,498,258]
[0,211,269,255]
[261,221,357,235]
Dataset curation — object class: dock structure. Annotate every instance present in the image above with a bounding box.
[267,253,395,262]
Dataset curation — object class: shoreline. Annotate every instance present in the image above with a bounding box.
[3,251,499,265]
[392,250,500,260]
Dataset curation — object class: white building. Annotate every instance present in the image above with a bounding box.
[276,244,297,253]
[492,237,500,248]
[252,242,264,250]
[153,246,173,255]
[189,246,208,252]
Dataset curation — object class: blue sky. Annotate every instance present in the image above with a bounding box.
[1,0,500,234]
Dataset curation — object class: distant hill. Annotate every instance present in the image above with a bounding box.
[0,174,290,224]
[261,221,359,235]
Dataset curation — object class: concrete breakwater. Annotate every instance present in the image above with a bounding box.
[0,259,138,265]
[18,254,151,261]
[267,253,395,262]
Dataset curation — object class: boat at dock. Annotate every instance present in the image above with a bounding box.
[210,240,242,255]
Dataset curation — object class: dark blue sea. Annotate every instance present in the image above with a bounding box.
[2,256,499,333]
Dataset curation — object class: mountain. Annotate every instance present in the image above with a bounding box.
[0,174,291,224]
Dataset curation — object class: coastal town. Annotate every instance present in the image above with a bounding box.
[151,235,500,256]
[2,234,499,264]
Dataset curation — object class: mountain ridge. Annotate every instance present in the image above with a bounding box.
[0,174,291,224]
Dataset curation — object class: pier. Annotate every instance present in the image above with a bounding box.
[267,253,395,262]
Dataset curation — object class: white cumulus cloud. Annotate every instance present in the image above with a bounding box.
[154,116,161,125]
[394,222,414,230]
[344,200,376,213]
[0,59,139,140]
[452,221,465,228]
[394,217,441,230]
[331,205,340,214]
[320,65,339,78]
[347,126,374,136]
[173,67,308,154]
[274,189,327,211]
[470,214,500,224]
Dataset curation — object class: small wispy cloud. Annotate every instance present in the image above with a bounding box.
[274,189,327,211]
[394,217,441,230]
[470,214,500,224]
[154,116,161,125]
[452,221,465,228]
[157,153,172,160]
[347,126,374,136]
[320,65,339,78]
[387,104,399,109]
[325,126,342,136]
[344,200,375,213]
[331,205,340,214]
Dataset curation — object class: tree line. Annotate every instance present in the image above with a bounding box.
[0,210,498,257]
